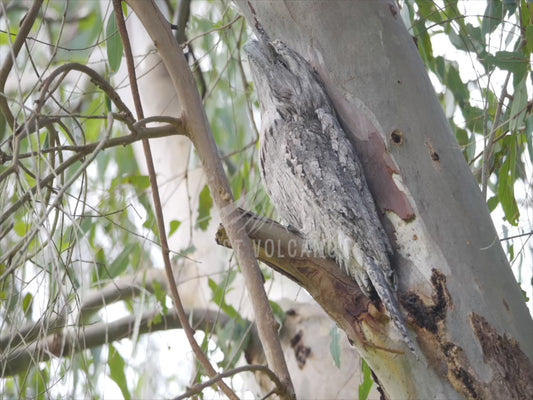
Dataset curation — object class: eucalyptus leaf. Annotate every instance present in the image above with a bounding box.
[169,220,182,237]
[359,359,374,400]
[482,0,503,36]
[197,185,213,231]
[329,326,341,368]
[208,277,240,320]
[105,10,123,73]
[484,51,527,79]
[525,114,533,163]
[509,77,528,132]
[498,140,520,225]
[108,344,131,400]
[527,26,533,54]
[108,243,137,279]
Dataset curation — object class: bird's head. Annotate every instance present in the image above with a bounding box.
[244,39,329,120]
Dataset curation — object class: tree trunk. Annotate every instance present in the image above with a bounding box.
[235,0,533,398]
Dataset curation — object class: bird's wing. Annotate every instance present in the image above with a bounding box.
[260,110,392,263]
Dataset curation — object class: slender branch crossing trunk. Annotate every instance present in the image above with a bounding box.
[125,1,295,398]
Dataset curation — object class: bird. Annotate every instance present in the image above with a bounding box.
[244,38,415,354]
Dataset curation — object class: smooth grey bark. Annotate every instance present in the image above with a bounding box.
[235,0,533,398]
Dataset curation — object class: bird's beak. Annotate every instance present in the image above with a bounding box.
[244,39,276,69]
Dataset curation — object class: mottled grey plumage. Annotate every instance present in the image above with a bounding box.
[245,39,415,353]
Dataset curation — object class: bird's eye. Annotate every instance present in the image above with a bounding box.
[277,57,289,70]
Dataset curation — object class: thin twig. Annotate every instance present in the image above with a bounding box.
[33,62,136,128]
[0,0,44,128]
[202,18,245,102]
[0,0,45,182]
[182,14,242,49]
[3,120,183,161]
[0,269,165,352]
[500,230,533,241]
[0,113,113,277]
[175,0,191,44]
[0,121,183,229]
[0,63,182,226]
[173,365,283,400]
[125,2,296,399]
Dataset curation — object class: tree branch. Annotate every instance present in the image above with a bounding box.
[0,307,232,378]
[0,269,168,353]
[11,61,136,140]
[173,364,283,400]
[0,117,184,243]
[125,1,295,398]
[2,118,184,162]
[216,209,408,357]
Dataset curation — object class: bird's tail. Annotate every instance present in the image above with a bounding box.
[365,259,416,354]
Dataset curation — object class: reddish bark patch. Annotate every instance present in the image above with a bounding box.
[364,131,415,221]
[50,333,66,357]
[313,70,416,222]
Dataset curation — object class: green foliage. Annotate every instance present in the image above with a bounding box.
[29,368,49,400]
[0,2,158,395]
[59,1,104,63]
[358,359,374,400]
[108,344,131,400]
[108,243,140,279]
[497,135,521,225]
[208,272,251,369]
[106,10,124,73]
[22,292,33,317]
[269,300,287,331]
[152,279,168,315]
[196,185,213,231]
[409,0,533,234]
[168,219,182,237]
[329,325,341,368]
[208,274,240,320]
[214,317,251,369]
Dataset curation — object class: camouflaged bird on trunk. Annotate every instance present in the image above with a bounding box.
[245,38,416,354]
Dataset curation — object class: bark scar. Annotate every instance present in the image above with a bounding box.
[425,139,440,167]
[402,269,450,333]
[470,313,533,398]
